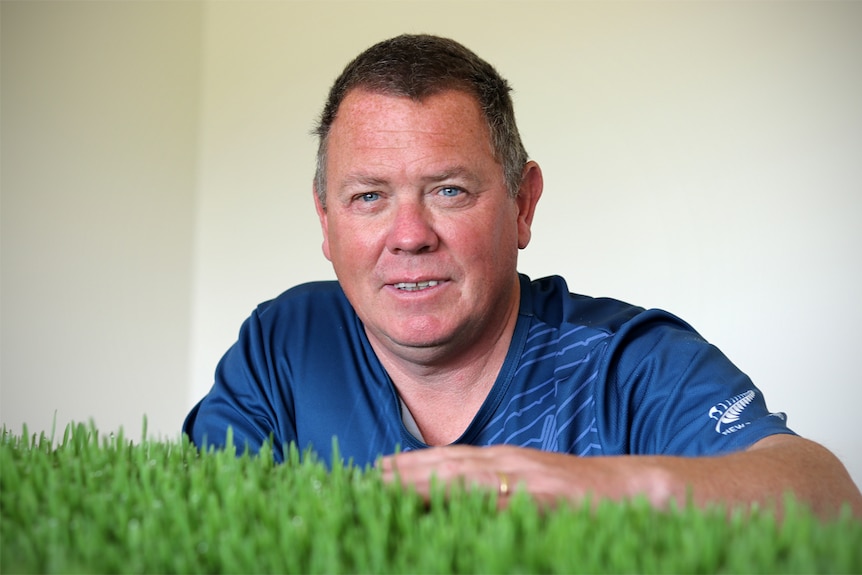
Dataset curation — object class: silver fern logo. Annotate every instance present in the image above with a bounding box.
[708,390,756,435]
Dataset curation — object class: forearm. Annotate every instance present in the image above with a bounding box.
[532,434,862,519]
[672,434,862,519]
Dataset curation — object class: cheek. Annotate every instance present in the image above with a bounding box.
[321,231,332,262]
[327,221,380,267]
[487,214,523,269]
[482,208,521,253]
[451,221,517,272]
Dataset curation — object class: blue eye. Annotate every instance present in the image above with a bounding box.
[438,187,462,197]
[359,192,380,202]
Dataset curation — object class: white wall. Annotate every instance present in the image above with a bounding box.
[3,1,861,487]
[1,1,202,440]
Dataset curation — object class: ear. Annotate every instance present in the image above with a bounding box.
[515,161,543,249]
[313,184,332,261]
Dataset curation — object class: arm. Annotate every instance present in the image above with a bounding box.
[183,304,295,462]
[379,434,862,519]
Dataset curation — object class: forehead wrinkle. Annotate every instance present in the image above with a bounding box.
[328,91,499,194]
[351,127,461,150]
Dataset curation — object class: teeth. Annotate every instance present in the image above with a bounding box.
[395,280,439,291]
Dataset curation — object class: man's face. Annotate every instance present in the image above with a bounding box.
[315,89,541,365]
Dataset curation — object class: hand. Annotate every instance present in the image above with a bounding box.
[378,445,518,508]
[377,444,661,509]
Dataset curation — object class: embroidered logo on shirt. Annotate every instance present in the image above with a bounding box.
[708,389,756,435]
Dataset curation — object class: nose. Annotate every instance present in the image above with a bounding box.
[385,198,439,254]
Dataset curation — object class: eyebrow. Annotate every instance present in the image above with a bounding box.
[423,167,481,186]
[339,166,482,190]
[339,174,389,189]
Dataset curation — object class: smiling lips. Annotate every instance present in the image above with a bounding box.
[394,280,441,291]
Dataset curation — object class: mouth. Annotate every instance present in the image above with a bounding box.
[393,280,440,292]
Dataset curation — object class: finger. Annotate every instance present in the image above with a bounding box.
[380,447,476,484]
[383,447,508,495]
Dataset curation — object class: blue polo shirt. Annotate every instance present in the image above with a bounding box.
[183,274,793,466]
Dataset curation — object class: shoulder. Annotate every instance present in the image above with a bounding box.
[255,280,351,320]
[238,281,358,346]
[522,274,711,381]
[524,274,688,336]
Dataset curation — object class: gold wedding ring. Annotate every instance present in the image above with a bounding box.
[496,472,510,496]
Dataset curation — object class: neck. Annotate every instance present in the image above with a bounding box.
[368,287,521,445]
[384,343,512,446]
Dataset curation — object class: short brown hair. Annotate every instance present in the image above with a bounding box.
[313,34,529,205]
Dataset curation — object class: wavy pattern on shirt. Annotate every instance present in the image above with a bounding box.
[482,321,609,456]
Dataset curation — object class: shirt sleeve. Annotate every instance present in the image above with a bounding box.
[595,309,795,456]
[182,303,296,462]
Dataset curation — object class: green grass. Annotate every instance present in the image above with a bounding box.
[2,421,860,574]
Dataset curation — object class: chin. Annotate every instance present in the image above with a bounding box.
[379,324,458,350]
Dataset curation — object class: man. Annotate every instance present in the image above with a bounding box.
[184,34,862,517]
